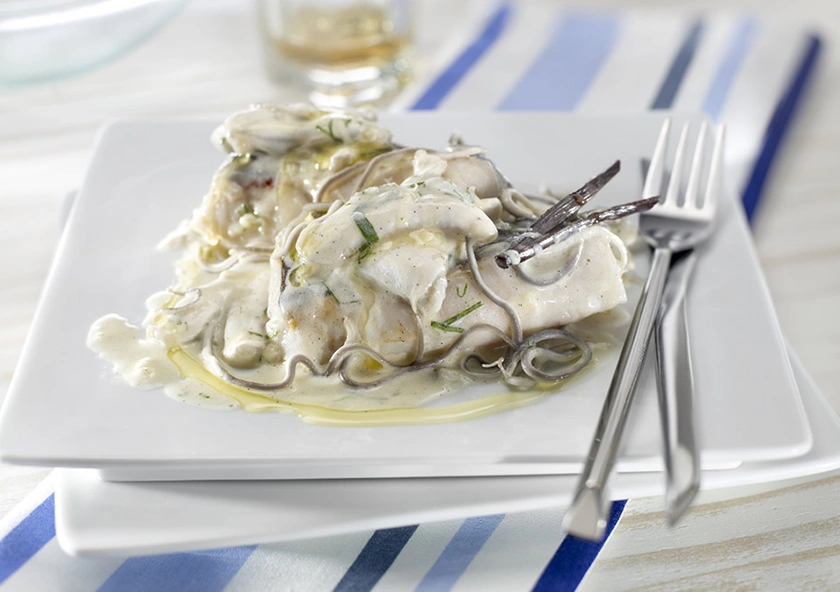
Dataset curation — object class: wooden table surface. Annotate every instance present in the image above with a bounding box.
[0,1,838,589]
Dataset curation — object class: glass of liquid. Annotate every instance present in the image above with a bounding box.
[258,0,414,106]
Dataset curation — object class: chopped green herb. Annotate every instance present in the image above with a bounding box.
[248,331,266,339]
[315,119,343,143]
[323,282,360,304]
[456,283,468,298]
[353,213,379,263]
[267,330,279,339]
[324,283,339,302]
[430,321,464,333]
[441,301,483,325]
[353,214,379,244]
[431,301,483,333]
[237,202,253,217]
[357,242,373,262]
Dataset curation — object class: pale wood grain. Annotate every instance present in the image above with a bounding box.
[580,472,840,590]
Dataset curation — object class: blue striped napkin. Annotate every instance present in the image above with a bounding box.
[0,4,821,591]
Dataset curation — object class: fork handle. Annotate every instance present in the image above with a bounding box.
[563,246,672,540]
[655,250,701,524]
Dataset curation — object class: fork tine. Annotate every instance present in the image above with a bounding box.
[643,119,671,200]
[703,124,726,217]
[684,121,709,208]
[664,122,691,206]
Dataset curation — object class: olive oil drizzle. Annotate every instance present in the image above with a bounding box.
[168,347,550,427]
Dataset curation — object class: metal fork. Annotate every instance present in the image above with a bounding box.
[561,119,724,541]
[653,121,725,525]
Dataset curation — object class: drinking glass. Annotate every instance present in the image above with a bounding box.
[258,0,414,106]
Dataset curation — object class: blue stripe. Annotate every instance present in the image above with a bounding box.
[703,18,758,119]
[0,494,55,585]
[741,34,822,222]
[531,500,627,592]
[498,13,620,111]
[96,546,256,592]
[415,514,505,592]
[411,3,512,110]
[651,20,705,109]
[332,525,418,592]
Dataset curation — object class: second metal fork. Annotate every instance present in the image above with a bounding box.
[653,120,725,525]
[562,118,724,541]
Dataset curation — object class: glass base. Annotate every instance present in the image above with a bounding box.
[263,51,413,107]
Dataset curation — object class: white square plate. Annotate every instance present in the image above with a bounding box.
[0,112,811,480]
[53,351,840,557]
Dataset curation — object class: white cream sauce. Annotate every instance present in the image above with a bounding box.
[87,314,178,388]
[87,104,636,424]
[164,378,240,410]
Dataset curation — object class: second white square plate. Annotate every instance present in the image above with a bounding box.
[53,350,840,557]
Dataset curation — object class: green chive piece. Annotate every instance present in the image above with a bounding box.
[324,283,339,302]
[353,213,379,263]
[315,119,343,143]
[357,243,373,263]
[430,321,464,333]
[353,214,379,244]
[431,301,483,333]
[441,301,482,326]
